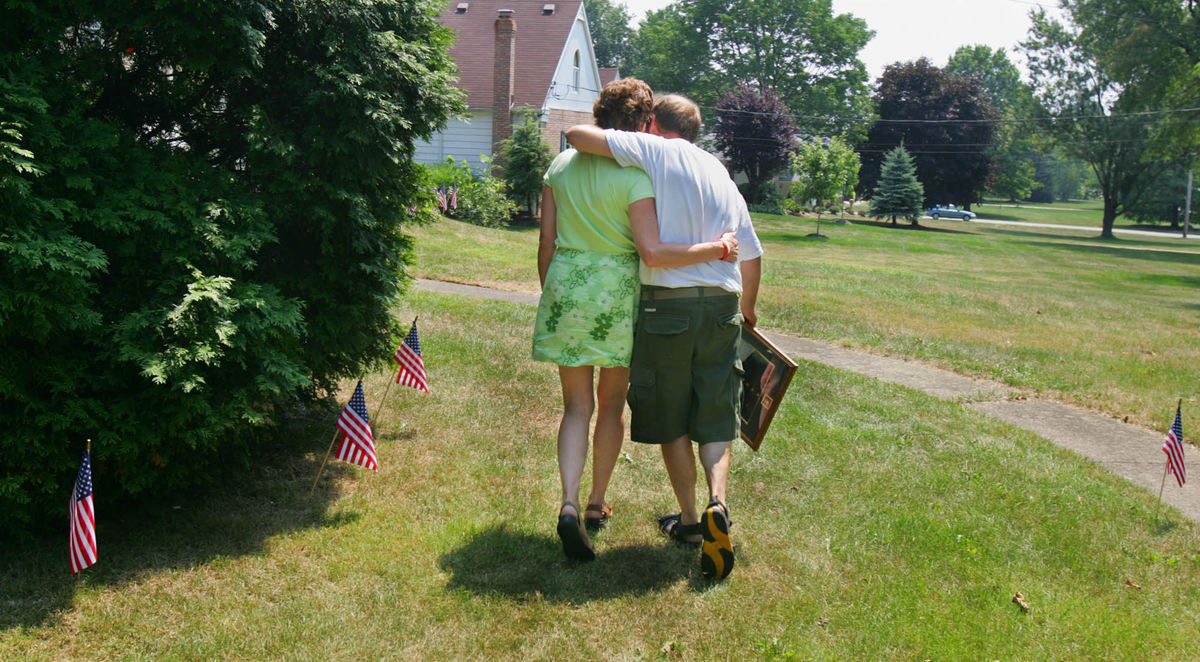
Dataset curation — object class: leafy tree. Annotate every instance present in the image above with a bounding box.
[713,84,798,204]
[1022,6,1196,238]
[704,0,874,135]
[627,3,718,106]
[583,0,634,69]
[857,59,998,208]
[790,137,861,219]
[0,0,462,533]
[870,146,925,225]
[498,114,552,216]
[628,0,873,134]
[945,46,1041,202]
[1030,148,1093,202]
[1125,165,1197,229]
[945,45,1034,117]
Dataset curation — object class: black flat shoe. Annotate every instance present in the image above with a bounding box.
[557,504,596,561]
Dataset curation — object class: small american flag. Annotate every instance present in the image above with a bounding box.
[68,450,97,574]
[448,184,458,210]
[335,381,378,471]
[394,320,429,393]
[1163,404,1186,487]
[436,185,447,212]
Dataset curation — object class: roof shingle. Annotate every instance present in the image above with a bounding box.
[439,0,585,109]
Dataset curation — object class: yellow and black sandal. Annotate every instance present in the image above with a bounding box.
[700,500,734,580]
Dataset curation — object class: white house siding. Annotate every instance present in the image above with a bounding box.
[413,111,493,171]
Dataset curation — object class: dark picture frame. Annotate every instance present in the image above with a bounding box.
[739,326,798,450]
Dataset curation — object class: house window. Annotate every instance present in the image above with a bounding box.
[572,50,580,93]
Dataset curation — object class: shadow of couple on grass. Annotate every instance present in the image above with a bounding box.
[438,524,721,603]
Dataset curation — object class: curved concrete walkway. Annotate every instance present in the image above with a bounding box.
[416,278,1198,523]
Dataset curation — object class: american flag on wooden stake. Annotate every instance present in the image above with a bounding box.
[394,320,429,393]
[335,381,378,471]
[1163,404,1186,487]
[69,449,97,574]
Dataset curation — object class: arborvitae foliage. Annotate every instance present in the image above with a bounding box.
[0,1,462,533]
[870,147,925,225]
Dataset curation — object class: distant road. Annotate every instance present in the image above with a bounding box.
[977,203,1087,212]
[949,216,1198,240]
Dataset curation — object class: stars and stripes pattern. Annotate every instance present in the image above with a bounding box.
[1163,404,1186,488]
[436,184,448,212]
[393,321,429,393]
[335,381,378,471]
[448,184,458,210]
[68,450,97,574]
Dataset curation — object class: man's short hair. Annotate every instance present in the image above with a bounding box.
[653,94,702,142]
[593,78,654,132]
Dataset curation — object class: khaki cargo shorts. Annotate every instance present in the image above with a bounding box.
[627,285,743,445]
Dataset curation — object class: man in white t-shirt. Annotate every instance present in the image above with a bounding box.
[565,93,763,581]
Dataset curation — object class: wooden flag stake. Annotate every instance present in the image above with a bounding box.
[371,316,418,433]
[309,427,341,498]
[86,438,91,454]
[1155,398,1183,523]
[1156,460,1169,523]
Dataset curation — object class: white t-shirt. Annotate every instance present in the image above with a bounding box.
[605,130,763,292]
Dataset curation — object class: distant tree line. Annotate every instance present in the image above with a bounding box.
[583,0,1199,232]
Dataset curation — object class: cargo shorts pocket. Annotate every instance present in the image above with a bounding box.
[640,312,690,363]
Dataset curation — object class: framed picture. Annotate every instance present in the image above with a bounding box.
[739,326,798,450]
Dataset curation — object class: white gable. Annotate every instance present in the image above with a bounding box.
[542,3,602,114]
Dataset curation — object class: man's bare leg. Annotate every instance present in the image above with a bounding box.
[697,441,731,506]
[661,434,702,543]
[698,441,734,580]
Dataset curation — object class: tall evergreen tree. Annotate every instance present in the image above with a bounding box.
[498,114,552,216]
[870,146,925,225]
[0,0,462,532]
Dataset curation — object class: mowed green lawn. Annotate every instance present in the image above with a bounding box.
[412,213,1200,433]
[4,291,1200,659]
[974,198,1110,228]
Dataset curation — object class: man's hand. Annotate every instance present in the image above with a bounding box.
[719,232,739,262]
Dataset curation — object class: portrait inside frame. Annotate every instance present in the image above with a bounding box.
[739,326,798,450]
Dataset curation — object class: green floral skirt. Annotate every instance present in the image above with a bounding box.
[532,248,641,367]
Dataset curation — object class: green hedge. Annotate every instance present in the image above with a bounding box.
[0,1,462,533]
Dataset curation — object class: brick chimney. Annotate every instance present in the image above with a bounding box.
[492,9,516,160]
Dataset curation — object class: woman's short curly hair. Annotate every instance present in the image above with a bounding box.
[592,78,654,131]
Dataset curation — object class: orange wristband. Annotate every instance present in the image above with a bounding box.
[720,240,729,260]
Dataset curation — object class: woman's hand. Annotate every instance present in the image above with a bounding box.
[719,232,739,262]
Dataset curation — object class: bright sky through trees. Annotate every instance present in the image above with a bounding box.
[622,0,1065,82]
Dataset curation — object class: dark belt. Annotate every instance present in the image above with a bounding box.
[641,285,733,301]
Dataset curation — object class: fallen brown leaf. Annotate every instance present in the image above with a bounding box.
[1125,579,1142,590]
[1012,591,1031,612]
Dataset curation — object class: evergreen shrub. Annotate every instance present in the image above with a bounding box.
[0,0,461,533]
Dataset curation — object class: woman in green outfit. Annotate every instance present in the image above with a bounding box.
[532,78,738,561]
